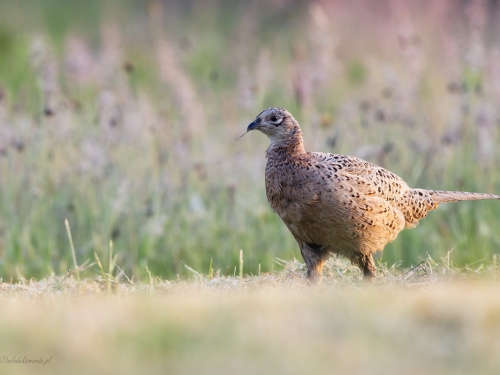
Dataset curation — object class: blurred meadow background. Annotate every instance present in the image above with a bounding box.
[0,0,500,282]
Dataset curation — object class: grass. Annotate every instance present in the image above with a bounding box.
[1,257,500,375]
[0,0,499,283]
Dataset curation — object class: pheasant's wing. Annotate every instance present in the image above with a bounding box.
[303,152,407,251]
[308,152,454,229]
[308,152,410,201]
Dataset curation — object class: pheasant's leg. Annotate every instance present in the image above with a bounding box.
[300,243,329,284]
[353,253,376,280]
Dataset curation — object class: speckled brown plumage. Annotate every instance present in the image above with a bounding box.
[246,107,500,282]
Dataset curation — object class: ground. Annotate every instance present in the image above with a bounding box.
[1,257,499,375]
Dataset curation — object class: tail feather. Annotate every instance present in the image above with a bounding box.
[426,189,500,203]
[402,188,499,229]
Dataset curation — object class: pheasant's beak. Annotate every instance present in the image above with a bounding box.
[235,119,262,140]
[247,120,260,132]
[235,120,260,140]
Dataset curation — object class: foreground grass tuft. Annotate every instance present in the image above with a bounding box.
[1,255,497,298]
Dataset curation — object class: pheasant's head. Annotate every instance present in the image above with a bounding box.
[246,107,302,146]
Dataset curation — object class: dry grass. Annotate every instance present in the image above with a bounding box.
[1,260,500,375]
[1,254,497,297]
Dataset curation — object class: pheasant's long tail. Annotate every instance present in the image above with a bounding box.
[403,189,499,228]
[425,189,500,203]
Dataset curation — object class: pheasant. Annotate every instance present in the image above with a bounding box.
[244,107,500,282]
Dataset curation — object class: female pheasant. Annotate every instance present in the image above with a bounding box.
[246,107,500,282]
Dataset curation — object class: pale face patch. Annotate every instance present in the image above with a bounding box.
[269,117,283,126]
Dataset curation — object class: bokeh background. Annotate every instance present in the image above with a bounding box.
[0,0,499,280]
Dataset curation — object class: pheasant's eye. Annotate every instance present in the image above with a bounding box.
[268,114,283,125]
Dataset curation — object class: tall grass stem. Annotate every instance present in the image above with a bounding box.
[65,219,80,284]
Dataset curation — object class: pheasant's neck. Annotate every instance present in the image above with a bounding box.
[266,131,306,159]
